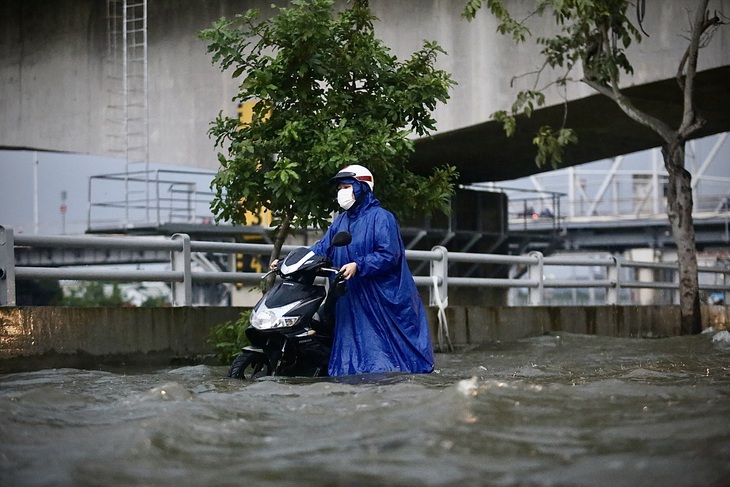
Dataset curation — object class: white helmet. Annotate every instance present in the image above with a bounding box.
[330,164,374,191]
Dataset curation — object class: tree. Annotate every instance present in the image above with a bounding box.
[61,281,129,307]
[140,295,171,307]
[464,0,726,334]
[199,0,457,265]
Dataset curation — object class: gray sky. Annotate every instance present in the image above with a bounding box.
[0,151,125,235]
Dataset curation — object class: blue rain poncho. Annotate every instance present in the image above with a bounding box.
[310,183,434,376]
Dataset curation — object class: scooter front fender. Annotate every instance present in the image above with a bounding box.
[242,345,264,354]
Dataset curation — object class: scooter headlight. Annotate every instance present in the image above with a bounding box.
[250,309,300,330]
[279,316,300,328]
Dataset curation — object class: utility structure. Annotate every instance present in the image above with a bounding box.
[105,0,150,224]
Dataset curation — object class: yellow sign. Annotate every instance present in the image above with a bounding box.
[236,100,272,228]
[238,100,270,127]
[242,206,272,227]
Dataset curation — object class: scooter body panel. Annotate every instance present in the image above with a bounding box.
[231,241,348,379]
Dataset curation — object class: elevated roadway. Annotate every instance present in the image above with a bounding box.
[2,0,728,183]
[412,66,730,183]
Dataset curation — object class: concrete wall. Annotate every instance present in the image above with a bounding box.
[0,306,243,373]
[1,304,727,373]
[2,0,728,169]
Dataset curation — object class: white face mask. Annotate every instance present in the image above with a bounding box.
[337,187,356,210]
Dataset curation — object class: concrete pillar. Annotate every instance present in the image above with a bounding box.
[626,248,659,305]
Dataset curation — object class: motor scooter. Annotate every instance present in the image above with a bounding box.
[228,231,352,380]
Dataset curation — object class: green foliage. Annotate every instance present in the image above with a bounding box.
[139,295,170,307]
[462,0,532,42]
[533,126,578,168]
[61,281,129,307]
[512,90,546,119]
[535,1,640,83]
[207,310,252,364]
[463,0,642,168]
[199,0,457,232]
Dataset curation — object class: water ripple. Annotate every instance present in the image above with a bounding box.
[1,332,729,487]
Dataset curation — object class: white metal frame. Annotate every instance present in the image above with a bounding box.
[502,133,730,223]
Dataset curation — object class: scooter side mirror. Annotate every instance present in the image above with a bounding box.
[331,231,352,247]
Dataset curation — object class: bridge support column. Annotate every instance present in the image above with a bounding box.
[626,249,660,305]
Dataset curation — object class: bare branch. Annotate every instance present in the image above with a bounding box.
[509,59,550,88]
[678,0,718,135]
[582,74,675,143]
[676,5,722,88]
[636,0,650,36]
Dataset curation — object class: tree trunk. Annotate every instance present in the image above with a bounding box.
[662,142,702,334]
[263,214,291,292]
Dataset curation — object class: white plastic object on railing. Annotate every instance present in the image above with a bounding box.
[429,246,448,308]
[431,275,452,352]
[171,233,192,306]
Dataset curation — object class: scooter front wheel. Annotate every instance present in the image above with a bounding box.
[228,350,273,380]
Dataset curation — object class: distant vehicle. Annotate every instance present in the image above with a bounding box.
[517,207,554,219]
[709,292,725,305]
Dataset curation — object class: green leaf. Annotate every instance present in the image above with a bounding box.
[199,0,457,237]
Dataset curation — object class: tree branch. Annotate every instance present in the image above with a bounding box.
[583,76,675,143]
[678,0,719,137]
[579,14,675,145]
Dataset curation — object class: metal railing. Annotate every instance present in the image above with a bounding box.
[1,225,728,307]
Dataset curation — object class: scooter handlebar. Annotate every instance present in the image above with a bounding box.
[260,269,277,280]
[264,267,339,281]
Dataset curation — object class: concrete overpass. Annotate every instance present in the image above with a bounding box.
[1,0,728,184]
[412,65,730,182]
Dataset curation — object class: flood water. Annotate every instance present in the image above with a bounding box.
[2,331,729,487]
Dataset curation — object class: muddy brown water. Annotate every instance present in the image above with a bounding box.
[1,332,729,487]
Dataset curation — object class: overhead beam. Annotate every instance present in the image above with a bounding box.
[412,66,730,183]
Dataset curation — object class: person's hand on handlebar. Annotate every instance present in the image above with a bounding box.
[340,262,357,280]
[269,259,279,271]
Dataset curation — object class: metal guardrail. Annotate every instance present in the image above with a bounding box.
[1,225,728,307]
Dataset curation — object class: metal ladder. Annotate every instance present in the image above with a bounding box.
[105,0,150,225]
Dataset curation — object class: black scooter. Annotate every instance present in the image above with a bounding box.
[228,231,352,380]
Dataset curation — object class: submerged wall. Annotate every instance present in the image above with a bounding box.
[0,307,242,373]
[1,305,728,373]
